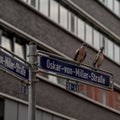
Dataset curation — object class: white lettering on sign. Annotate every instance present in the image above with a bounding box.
[63,67,73,75]
[0,54,26,77]
[75,68,89,79]
[91,72,105,84]
[5,57,15,70]
[47,59,61,72]
[15,63,26,76]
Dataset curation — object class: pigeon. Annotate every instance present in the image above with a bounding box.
[93,46,104,69]
[74,43,87,65]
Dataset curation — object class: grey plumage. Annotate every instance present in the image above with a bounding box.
[74,43,87,65]
[93,46,104,69]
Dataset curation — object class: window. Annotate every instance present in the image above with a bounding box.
[48,72,58,84]
[99,0,104,2]
[85,24,93,45]
[114,44,120,63]
[50,0,59,23]
[103,37,108,54]
[14,39,25,59]
[114,0,119,16]
[31,0,36,7]
[57,78,66,87]
[0,98,4,120]
[27,0,32,5]
[22,0,27,2]
[77,18,85,40]
[60,5,68,29]
[69,12,77,34]
[93,29,100,50]
[108,40,114,59]
[0,30,27,59]
[26,44,29,61]
[1,36,12,51]
[98,0,120,17]
[39,0,49,16]
[107,0,113,10]
[103,0,108,6]
[102,90,107,105]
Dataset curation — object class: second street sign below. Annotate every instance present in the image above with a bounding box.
[0,51,29,80]
[40,56,112,89]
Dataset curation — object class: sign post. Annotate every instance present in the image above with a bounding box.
[28,42,37,120]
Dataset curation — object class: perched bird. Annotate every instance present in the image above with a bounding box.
[74,43,87,66]
[93,46,104,69]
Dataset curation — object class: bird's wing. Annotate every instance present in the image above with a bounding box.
[93,53,99,67]
[74,49,79,60]
[97,54,104,68]
[83,50,87,60]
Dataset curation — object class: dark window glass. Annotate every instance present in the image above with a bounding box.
[0,98,4,120]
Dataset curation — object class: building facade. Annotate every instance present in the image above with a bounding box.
[0,0,120,120]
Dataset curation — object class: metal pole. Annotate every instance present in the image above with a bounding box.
[28,42,37,120]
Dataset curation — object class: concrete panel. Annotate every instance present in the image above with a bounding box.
[42,112,52,120]
[4,99,17,120]
[18,103,27,120]
[53,116,63,120]
[36,110,42,120]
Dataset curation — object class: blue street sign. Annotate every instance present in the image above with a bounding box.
[40,56,112,89]
[0,51,29,80]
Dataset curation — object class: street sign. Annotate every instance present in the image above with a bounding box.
[66,81,79,92]
[0,51,29,80]
[39,56,112,89]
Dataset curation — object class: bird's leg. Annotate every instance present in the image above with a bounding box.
[77,61,81,66]
[94,66,98,71]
